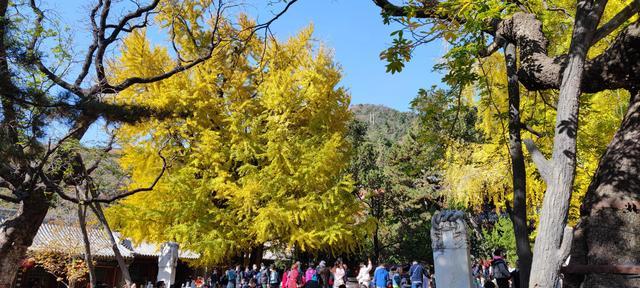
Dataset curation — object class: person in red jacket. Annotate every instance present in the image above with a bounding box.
[287,263,303,288]
[282,268,289,288]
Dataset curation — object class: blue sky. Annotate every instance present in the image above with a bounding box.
[49,0,446,143]
[52,0,445,111]
[251,0,446,111]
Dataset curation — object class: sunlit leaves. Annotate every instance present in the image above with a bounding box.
[389,0,633,228]
[106,23,372,265]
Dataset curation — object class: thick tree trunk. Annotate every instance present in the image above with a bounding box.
[249,244,265,266]
[567,89,640,287]
[0,190,49,288]
[529,1,607,287]
[91,202,133,287]
[504,42,533,288]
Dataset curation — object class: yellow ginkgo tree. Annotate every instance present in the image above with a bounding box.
[105,22,373,265]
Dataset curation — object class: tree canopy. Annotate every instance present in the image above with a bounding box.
[374,0,640,286]
[106,25,373,265]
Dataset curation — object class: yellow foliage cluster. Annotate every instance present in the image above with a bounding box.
[438,0,631,225]
[105,16,372,265]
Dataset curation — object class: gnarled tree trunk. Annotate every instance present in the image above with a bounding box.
[567,89,640,288]
[0,189,49,287]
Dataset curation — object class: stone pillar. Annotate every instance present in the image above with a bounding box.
[431,210,473,288]
[157,242,179,286]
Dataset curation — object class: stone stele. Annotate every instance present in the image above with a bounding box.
[431,210,473,288]
[157,242,179,286]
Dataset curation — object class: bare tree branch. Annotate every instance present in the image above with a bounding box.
[104,0,160,43]
[27,0,84,95]
[591,0,640,45]
[542,0,572,17]
[86,134,116,175]
[520,122,543,138]
[244,0,298,41]
[35,125,86,172]
[91,152,166,203]
[96,0,226,94]
[0,192,21,203]
[50,152,166,204]
[523,139,551,184]
[74,0,102,87]
[104,11,156,33]
[538,91,558,110]
[478,40,502,57]
[371,0,454,21]
[94,0,113,83]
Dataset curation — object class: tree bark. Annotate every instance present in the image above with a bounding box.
[371,1,640,287]
[373,222,381,263]
[566,89,640,287]
[504,42,533,288]
[528,1,607,287]
[0,110,93,286]
[0,189,49,288]
[90,202,133,287]
[249,244,265,266]
[495,12,640,94]
[0,0,298,284]
[77,201,97,288]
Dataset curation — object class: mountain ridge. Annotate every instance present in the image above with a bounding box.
[350,103,417,142]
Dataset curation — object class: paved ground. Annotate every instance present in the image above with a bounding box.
[346,277,359,288]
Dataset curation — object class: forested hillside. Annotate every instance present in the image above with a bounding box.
[348,103,438,263]
[350,104,416,142]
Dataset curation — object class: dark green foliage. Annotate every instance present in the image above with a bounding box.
[348,88,482,264]
[351,104,416,143]
[478,217,518,263]
[348,104,440,264]
[411,86,482,148]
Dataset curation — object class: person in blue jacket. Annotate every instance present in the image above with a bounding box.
[373,263,389,288]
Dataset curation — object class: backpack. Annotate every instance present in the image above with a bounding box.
[491,259,510,280]
[261,270,269,284]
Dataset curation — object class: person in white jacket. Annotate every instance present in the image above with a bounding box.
[357,259,373,288]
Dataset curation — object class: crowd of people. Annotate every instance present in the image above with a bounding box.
[155,249,520,288]
[172,259,433,288]
[471,249,520,288]
[363,260,432,288]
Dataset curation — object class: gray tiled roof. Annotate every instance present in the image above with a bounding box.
[30,223,199,260]
[1,208,198,260]
[31,223,134,259]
